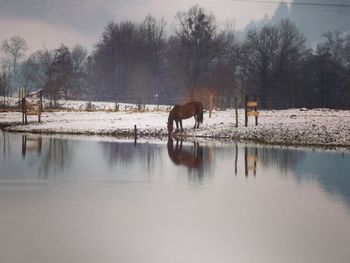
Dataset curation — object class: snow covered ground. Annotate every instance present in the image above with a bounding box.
[1,99,350,147]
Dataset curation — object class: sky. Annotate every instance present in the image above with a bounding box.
[0,0,279,53]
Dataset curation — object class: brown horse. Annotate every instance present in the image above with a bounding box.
[167,101,203,135]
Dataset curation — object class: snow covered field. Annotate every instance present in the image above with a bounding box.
[1,98,350,147]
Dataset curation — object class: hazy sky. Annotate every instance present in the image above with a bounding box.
[0,0,279,53]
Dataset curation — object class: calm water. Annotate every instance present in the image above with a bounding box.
[1,132,350,263]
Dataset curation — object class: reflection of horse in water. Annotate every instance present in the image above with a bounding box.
[167,101,203,135]
[167,138,204,169]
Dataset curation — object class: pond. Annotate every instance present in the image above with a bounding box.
[0,132,350,263]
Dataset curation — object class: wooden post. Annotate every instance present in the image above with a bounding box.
[209,94,213,118]
[22,135,26,157]
[254,147,257,176]
[235,97,238,128]
[18,86,20,107]
[39,90,43,110]
[134,125,137,145]
[255,96,258,126]
[39,90,43,123]
[245,95,248,127]
[234,143,238,175]
[18,86,24,108]
[22,98,26,125]
[38,137,42,154]
[24,99,28,125]
[244,146,248,177]
[21,97,24,125]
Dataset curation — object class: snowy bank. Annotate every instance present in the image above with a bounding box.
[1,106,350,147]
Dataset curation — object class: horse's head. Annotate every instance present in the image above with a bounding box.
[167,121,173,135]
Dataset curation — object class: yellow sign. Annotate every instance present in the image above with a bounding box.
[246,111,259,117]
[246,101,258,107]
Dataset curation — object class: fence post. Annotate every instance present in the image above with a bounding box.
[18,86,24,108]
[39,90,43,123]
[22,135,26,157]
[22,98,27,125]
[244,146,248,177]
[235,143,238,175]
[134,125,137,145]
[254,147,257,176]
[245,95,248,127]
[209,94,213,118]
[18,86,21,107]
[235,97,238,128]
[255,96,258,126]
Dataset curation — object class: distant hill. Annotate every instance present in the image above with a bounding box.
[243,0,350,47]
[289,0,350,45]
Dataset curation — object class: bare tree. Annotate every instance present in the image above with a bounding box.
[46,44,73,104]
[140,15,167,97]
[93,21,144,99]
[1,36,28,92]
[163,35,188,102]
[175,5,225,97]
[240,24,279,106]
[129,62,152,108]
[240,20,305,107]
[274,19,306,98]
[207,20,241,97]
[70,44,88,98]
[0,71,11,106]
[22,48,54,92]
[318,31,350,106]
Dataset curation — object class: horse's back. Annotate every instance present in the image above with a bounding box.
[169,101,203,120]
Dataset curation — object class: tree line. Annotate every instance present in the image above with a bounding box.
[1,5,350,109]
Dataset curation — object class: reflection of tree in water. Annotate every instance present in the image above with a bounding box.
[100,141,163,174]
[254,144,350,209]
[0,132,11,161]
[293,152,350,208]
[37,138,74,178]
[257,146,305,174]
[20,135,74,178]
[167,138,212,183]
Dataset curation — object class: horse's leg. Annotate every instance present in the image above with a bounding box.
[180,120,183,132]
[175,120,179,132]
[193,115,197,129]
[197,111,202,128]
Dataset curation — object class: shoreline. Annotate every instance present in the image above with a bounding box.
[1,108,350,149]
[3,124,350,150]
